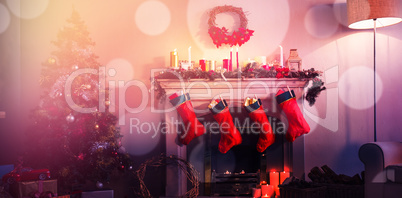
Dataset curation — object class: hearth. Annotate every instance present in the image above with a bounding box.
[186,111,288,196]
[154,78,308,197]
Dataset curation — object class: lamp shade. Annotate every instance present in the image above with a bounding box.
[347,0,402,29]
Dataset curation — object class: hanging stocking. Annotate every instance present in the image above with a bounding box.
[169,91,205,145]
[244,97,275,152]
[209,99,242,154]
[276,89,310,142]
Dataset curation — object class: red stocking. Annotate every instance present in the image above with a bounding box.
[209,99,242,154]
[169,92,205,145]
[244,97,275,152]
[276,90,310,142]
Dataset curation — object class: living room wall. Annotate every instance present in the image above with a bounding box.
[1,0,402,183]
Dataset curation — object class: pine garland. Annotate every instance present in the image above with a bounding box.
[152,65,326,105]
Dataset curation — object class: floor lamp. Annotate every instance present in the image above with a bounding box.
[347,0,402,142]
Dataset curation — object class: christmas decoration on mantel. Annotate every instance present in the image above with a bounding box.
[151,65,326,106]
[25,10,133,190]
[208,5,254,48]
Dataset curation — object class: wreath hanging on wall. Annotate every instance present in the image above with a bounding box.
[208,5,254,48]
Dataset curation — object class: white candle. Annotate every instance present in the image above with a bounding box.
[279,45,283,67]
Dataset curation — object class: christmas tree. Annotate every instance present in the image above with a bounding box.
[24,10,132,188]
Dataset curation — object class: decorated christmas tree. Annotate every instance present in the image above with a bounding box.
[24,10,132,188]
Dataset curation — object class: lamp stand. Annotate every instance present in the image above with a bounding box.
[373,19,377,142]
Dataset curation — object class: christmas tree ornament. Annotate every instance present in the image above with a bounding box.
[244,97,275,152]
[47,57,56,65]
[169,91,206,145]
[66,114,75,123]
[209,98,242,153]
[72,65,79,70]
[96,181,103,189]
[276,89,310,142]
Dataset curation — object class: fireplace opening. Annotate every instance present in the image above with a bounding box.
[185,108,289,196]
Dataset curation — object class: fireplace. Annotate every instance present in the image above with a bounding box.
[154,78,308,197]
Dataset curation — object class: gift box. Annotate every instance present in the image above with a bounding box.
[81,190,113,198]
[9,179,57,198]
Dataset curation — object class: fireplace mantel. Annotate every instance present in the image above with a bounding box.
[156,78,309,197]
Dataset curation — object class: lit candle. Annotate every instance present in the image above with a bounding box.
[208,60,216,71]
[236,47,239,70]
[170,49,178,67]
[252,188,262,198]
[199,59,206,71]
[188,46,191,65]
[279,45,283,67]
[261,184,274,197]
[230,47,233,71]
[275,187,280,196]
[280,171,290,184]
[223,58,229,71]
[270,171,279,193]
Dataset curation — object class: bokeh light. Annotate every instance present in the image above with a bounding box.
[105,58,134,87]
[338,66,383,110]
[135,0,171,36]
[6,0,48,19]
[304,5,339,39]
[0,3,10,34]
[119,108,161,156]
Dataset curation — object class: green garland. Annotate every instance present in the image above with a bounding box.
[151,65,326,106]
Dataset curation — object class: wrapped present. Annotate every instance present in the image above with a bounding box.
[81,190,113,198]
[9,179,57,198]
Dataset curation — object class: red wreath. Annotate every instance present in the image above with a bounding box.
[208,5,254,48]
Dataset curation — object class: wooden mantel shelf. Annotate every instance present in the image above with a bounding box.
[157,78,309,113]
[157,78,309,89]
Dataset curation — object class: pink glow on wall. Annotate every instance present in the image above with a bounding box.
[0,0,402,178]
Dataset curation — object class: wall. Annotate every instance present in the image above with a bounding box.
[1,0,402,182]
